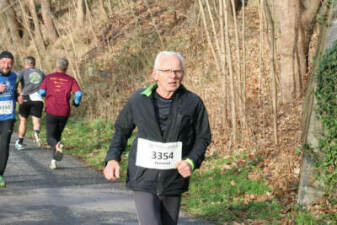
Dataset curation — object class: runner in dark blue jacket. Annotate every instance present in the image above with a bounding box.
[0,51,22,188]
[104,51,211,225]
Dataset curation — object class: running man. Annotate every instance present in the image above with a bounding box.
[0,51,22,187]
[103,51,211,225]
[39,57,82,170]
[16,56,45,150]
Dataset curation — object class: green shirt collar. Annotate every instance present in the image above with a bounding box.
[141,83,158,97]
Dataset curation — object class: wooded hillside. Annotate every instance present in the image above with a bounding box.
[1,0,336,224]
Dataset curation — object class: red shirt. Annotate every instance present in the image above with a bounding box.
[40,72,81,117]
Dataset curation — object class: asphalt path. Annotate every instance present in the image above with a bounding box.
[0,134,214,225]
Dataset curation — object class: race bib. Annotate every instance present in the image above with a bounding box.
[29,91,43,101]
[136,138,182,170]
[0,100,13,114]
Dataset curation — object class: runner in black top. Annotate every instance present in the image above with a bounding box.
[104,51,211,225]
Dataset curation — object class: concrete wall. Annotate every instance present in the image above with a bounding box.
[297,1,337,206]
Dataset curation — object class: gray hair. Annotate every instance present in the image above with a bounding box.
[24,56,35,67]
[153,51,184,70]
[56,57,69,72]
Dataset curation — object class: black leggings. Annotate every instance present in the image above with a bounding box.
[134,191,181,225]
[46,113,68,148]
[0,119,15,176]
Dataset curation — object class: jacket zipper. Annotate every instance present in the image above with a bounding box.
[157,94,177,195]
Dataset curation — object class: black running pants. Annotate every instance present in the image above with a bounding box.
[0,119,15,176]
[45,113,68,148]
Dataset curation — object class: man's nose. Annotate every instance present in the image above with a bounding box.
[169,71,176,76]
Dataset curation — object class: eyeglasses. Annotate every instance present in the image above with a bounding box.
[157,69,184,76]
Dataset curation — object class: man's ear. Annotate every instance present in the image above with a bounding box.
[152,70,158,81]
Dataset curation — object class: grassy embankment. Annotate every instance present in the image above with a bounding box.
[19,115,333,225]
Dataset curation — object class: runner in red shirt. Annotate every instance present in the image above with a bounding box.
[39,57,82,169]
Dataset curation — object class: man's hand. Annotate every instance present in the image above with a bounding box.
[103,160,120,181]
[175,160,192,178]
[0,83,6,93]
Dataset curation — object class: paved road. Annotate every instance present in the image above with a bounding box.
[0,134,214,225]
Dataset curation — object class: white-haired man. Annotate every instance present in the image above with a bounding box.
[39,57,82,170]
[104,51,211,225]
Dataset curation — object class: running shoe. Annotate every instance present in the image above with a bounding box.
[54,142,64,161]
[34,132,42,148]
[15,140,25,151]
[0,176,6,187]
[49,159,57,170]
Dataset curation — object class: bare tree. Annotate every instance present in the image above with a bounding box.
[40,0,59,42]
[27,0,45,50]
[99,0,108,19]
[76,0,86,25]
[223,0,238,144]
[0,15,12,48]
[264,0,278,145]
[198,0,239,144]
[18,0,43,69]
[225,0,241,21]
[2,0,22,44]
[267,0,322,103]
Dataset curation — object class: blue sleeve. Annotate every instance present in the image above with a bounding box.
[39,89,46,96]
[74,91,82,105]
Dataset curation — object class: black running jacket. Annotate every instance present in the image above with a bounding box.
[105,84,211,196]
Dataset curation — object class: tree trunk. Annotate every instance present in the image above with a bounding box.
[270,0,321,103]
[298,0,322,81]
[27,0,45,50]
[18,0,43,69]
[0,16,12,48]
[264,0,278,145]
[225,0,240,22]
[2,0,22,44]
[99,0,108,19]
[224,0,237,144]
[76,0,86,25]
[40,0,59,42]
[273,0,299,103]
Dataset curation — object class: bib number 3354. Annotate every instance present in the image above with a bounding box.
[136,138,182,170]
